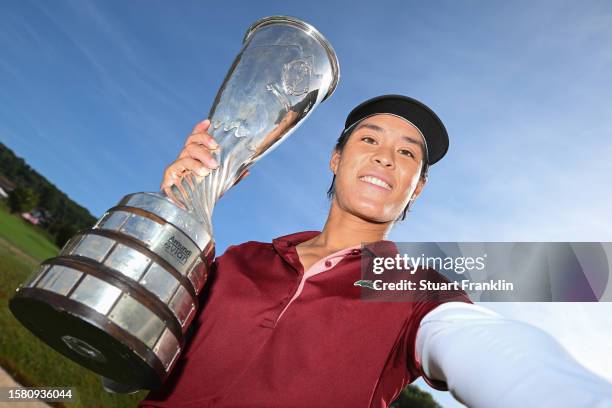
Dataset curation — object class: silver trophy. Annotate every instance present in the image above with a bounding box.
[9,16,339,390]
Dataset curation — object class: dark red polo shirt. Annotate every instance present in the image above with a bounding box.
[139,231,471,408]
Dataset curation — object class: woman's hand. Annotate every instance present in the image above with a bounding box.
[161,119,249,200]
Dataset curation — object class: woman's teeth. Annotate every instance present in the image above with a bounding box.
[359,176,391,190]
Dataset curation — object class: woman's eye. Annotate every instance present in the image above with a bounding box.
[398,149,414,157]
[361,136,377,144]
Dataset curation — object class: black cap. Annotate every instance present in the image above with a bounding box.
[344,95,449,165]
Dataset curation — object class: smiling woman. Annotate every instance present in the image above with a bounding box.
[140,94,612,408]
[328,114,428,223]
[326,94,445,222]
[138,94,476,408]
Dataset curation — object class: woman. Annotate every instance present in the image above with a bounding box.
[139,95,612,408]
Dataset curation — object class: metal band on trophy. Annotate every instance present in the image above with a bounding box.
[9,16,339,390]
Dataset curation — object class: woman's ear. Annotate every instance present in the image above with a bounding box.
[410,176,427,202]
[329,149,341,175]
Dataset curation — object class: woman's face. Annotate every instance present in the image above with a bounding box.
[330,114,427,223]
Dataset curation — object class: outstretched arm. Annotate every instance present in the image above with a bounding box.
[415,302,612,408]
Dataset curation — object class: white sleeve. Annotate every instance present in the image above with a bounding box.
[415,302,612,408]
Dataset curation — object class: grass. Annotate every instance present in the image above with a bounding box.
[0,204,148,407]
[0,203,59,261]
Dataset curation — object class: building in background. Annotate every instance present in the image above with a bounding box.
[0,174,15,199]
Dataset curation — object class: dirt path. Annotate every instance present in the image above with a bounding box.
[0,366,51,408]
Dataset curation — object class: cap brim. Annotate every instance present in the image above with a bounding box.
[345,95,449,165]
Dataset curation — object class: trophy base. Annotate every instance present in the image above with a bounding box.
[10,288,162,389]
[9,192,214,389]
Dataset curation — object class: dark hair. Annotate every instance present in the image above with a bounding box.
[326,125,429,221]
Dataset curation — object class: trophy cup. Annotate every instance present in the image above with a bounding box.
[9,16,339,390]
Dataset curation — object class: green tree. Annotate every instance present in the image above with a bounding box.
[54,223,78,248]
[7,186,39,213]
[1,143,96,234]
[389,385,443,408]
[39,184,61,214]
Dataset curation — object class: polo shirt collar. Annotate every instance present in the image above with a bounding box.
[272,231,400,273]
[272,230,321,249]
[272,231,320,274]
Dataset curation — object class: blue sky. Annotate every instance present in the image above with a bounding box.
[1,1,612,406]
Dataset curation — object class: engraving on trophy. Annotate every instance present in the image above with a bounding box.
[163,236,192,265]
[265,55,314,118]
[209,46,316,146]
[61,335,107,363]
[281,56,313,96]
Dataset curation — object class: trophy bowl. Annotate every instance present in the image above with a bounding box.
[9,15,339,390]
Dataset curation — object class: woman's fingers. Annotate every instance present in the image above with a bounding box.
[161,157,211,190]
[162,119,255,203]
[191,119,211,134]
[183,131,219,151]
[178,144,219,169]
[162,120,218,190]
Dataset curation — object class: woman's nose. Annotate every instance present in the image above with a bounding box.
[373,151,394,168]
